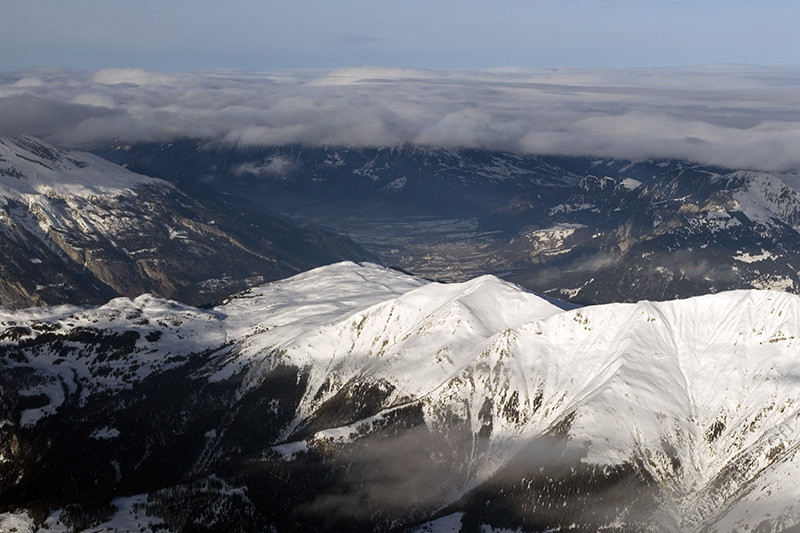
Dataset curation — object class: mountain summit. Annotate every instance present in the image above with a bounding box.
[2,262,800,531]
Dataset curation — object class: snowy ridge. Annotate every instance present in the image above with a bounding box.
[225,264,800,530]
[4,262,800,530]
[0,135,165,199]
[731,171,800,231]
[215,264,800,528]
[478,290,800,528]
[0,135,169,250]
[232,271,570,424]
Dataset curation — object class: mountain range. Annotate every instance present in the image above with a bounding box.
[3,135,800,311]
[3,262,800,531]
[0,136,369,309]
[115,140,800,305]
[3,136,800,531]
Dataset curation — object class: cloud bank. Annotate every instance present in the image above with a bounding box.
[1,65,799,171]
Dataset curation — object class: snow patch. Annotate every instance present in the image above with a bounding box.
[734,250,778,263]
[620,177,642,190]
[749,275,795,291]
[549,202,594,215]
[271,440,309,460]
[523,224,584,257]
[91,426,121,440]
[386,176,407,190]
[0,511,35,533]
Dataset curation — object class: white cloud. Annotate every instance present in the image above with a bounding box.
[1,65,799,171]
[233,156,294,178]
[90,68,178,86]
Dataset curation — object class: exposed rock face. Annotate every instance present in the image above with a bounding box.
[0,136,370,309]
[2,262,800,531]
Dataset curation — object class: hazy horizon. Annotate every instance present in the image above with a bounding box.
[2,1,799,71]
[2,64,799,172]
[3,2,799,171]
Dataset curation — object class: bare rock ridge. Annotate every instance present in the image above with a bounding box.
[0,136,370,309]
[2,262,800,531]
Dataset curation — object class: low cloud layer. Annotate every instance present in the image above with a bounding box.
[1,65,799,171]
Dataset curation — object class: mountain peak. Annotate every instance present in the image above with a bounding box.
[3,264,800,529]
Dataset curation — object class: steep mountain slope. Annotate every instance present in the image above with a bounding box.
[506,167,800,304]
[114,141,800,304]
[2,262,800,531]
[0,136,369,309]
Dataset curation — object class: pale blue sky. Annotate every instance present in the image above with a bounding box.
[2,0,799,70]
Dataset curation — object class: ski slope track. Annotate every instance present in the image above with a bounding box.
[2,262,800,531]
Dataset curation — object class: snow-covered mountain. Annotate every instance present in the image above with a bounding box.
[0,136,369,309]
[2,262,800,531]
[115,141,800,305]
